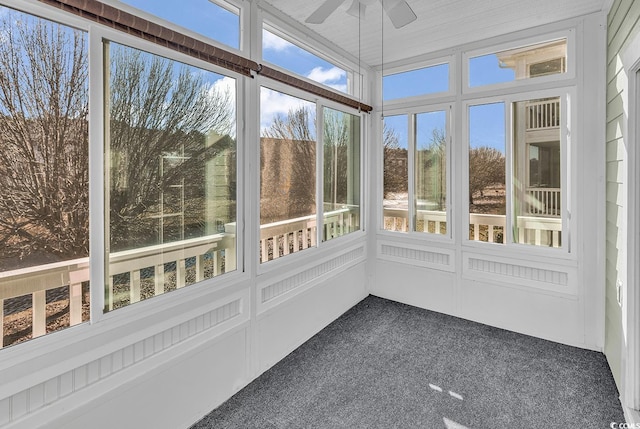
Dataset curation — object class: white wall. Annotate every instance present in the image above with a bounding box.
[372,13,608,351]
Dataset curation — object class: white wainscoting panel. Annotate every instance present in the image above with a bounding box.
[377,240,455,272]
[257,262,367,374]
[3,291,250,429]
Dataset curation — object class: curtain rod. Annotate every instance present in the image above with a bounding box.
[37,0,373,112]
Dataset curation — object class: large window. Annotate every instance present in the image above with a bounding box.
[382,111,449,236]
[105,42,237,311]
[259,89,363,263]
[383,115,409,232]
[512,97,562,247]
[0,8,90,347]
[468,103,506,243]
[323,107,361,241]
[259,88,317,262]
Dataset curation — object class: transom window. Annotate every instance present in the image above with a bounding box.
[119,0,241,50]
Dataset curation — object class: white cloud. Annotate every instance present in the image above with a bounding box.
[209,76,237,135]
[306,66,346,85]
[259,87,314,131]
[262,30,294,52]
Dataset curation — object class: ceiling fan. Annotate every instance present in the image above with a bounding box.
[305,0,417,29]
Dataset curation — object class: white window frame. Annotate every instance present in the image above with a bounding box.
[258,3,364,99]
[93,24,247,323]
[462,88,574,257]
[381,55,455,107]
[462,29,576,95]
[103,0,244,53]
[256,79,366,275]
[379,104,453,241]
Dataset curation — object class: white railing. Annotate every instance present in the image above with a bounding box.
[0,232,234,348]
[383,208,561,247]
[259,207,360,262]
[526,99,560,130]
[1,207,361,347]
[524,188,561,217]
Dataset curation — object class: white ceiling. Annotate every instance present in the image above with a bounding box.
[260,0,610,68]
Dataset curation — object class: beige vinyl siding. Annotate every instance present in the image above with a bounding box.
[605,0,640,388]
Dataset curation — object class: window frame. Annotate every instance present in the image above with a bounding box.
[462,87,575,256]
[462,29,576,95]
[93,24,247,323]
[259,5,363,99]
[103,0,244,53]
[256,78,366,274]
[381,55,455,107]
[380,103,453,242]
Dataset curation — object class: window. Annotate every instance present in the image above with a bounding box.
[119,0,240,50]
[467,97,565,248]
[469,39,567,87]
[415,111,447,234]
[323,107,361,241]
[0,7,89,347]
[262,28,348,93]
[105,42,237,311]
[383,63,449,101]
[512,97,562,247]
[382,111,449,235]
[259,88,317,262]
[468,103,506,243]
[383,115,409,232]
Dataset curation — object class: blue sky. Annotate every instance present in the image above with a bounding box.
[119,1,507,151]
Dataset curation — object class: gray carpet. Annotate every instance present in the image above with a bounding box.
[191,296,625,429]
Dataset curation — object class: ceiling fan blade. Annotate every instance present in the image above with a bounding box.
[305,0,346,24]
[382,0,417,29]
[346,0,364,18]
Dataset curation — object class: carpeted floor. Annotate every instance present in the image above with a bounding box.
[191,296,625,429]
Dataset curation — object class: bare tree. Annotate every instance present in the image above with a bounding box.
[383,123,408,198]
[0,12,89,268]
[469,146,505,205]
[108,43,235,251]
[261,107,315,223]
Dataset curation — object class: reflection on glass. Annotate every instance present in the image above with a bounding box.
[262,29,348,93]
[415,111,447,235]
[468,103,506,243]
[323,108,360,241]
[259,88,317,262]
[383,63,449,100]
[383,115,408,232]
[120,0,240,49]
[0,8,90,347]
[106,42,237,311]
[512,97,562,247]
[469,39,567,87]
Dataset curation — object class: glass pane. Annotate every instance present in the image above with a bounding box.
[106,42,237,312]
[0,8,90,347]
[383,115,408,232]
[513,97,562,247]
[383,63,449,100]
[468,103,506,243]
[323,108,361,241]
[120,0,240,50]
[469,39,567,87]
[263,29,348,93]
[415,111,447,235]
[260,88,316,262]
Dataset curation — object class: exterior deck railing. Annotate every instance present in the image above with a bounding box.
[383,208,561,247]
[1,207,360,347]
[526,99,560,130]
